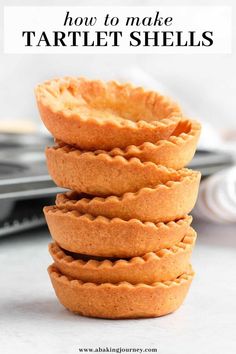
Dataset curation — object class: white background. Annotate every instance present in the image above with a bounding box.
[0,0,236,131]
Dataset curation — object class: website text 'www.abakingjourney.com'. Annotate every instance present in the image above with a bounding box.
[78,347,158,353]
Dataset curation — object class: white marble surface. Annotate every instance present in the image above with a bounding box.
[0,221,236,354]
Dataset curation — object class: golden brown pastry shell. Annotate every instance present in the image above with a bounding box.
[44,205,192,257]
[49,228,196,284]
[48,265,194,319]
[46,144,199,197]
[36,77,182,150]
[55,169,200,223]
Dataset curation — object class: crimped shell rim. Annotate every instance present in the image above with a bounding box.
[48,264,194,289]
[49,228,196,269]
[44,205,192,230]
[36,77,182,129]
[56,169,200,207]
[48,142,196,172]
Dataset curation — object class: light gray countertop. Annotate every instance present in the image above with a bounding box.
[0,221,236,354]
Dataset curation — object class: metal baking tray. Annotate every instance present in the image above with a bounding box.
[0,133,59,201]
[188,149,234,178]
[0,133,65,236]
[0,132,234,237]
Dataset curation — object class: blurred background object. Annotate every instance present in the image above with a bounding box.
[0,131,65,237]
[194,166,236,223]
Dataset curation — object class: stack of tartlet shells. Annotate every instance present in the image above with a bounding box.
[36,77,201,319]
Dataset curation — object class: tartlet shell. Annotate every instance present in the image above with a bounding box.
[49,228,196,284]
[44,206,192,257]
[46,144,199,197]
[36,77,182,150]
[48,265,194,319]
[55,169,200,223]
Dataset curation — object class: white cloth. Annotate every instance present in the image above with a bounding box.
[193,167,236,223]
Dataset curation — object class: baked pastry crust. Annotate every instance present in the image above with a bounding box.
[109,119,201,169]
[49,228,196,284]
[48,265,194,319]
[46,144,199,196]
[36,77,182,150]
[55,169,200,223]
[44,205,192,257]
